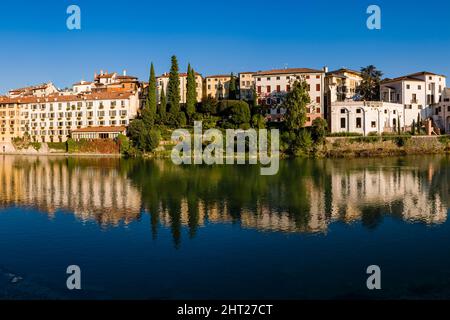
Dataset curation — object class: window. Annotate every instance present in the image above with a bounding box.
[356,108,361,113]
[267,86,271,93]
[306,75,310,79]
[286,85,290,92]
[267,77,271,81]
[316,84,321,91]
[257,86,262,94]
[418,85,422,90]
[406,85,410,89]
[340,118,346,128]
[356,118,362,128]
[316,97,320,103]
[340,109,346,114]
[276,77,280,80]
[371,121,376,128]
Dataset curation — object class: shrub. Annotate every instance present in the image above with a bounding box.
[327,132,363,137]
[311,118,328,143]
[47,142,67,151]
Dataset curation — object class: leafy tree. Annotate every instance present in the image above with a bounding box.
[127,119,161,152]
[283,81,310,131]
[356,65,383,101]
[251,114,266,129]
[311,117,328,143]
[219,100,251,128]
[167,55,181,118]
[228,72,237,100]
[199,96,218,115]
[142,62,157,127]
[186,64,197,122]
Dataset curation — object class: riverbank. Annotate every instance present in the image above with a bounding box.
[1,135,449,159]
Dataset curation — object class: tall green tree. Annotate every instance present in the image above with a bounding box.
[159,86,167,123]
[283,81,311,131]
[228,72,237,100]
[142,62,157,127]
[356,65,383,101]
[186,64,197,122]
[167,55,181,116]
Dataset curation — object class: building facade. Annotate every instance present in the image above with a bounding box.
[204,75,232,100]
[435,88,450,133]
[0,91,140,143]
[330,101,411,135]
[253,68,325,126]
[238,72,255,101]
[381,72,447,125]
[156,72,203,104]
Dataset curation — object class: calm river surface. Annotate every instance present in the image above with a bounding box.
[0,155,449,299]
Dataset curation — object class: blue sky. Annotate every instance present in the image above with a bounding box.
[0,0,449,93]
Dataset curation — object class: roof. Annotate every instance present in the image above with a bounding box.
[327,68,362,76]
[205,74,232,79]
[73,81,93,86]
[381,76,425,84]
[9,83,53,93]
[0,91,134,105]
[406,71,446,78]
[96,73,116,79]
[254,68,324,76]
[116,75,138,80]
[72,126,126,133]
[158,72,202,78]
[239,72,255,75]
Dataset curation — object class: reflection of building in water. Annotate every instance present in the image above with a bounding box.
[329,163,448,224]
[0,156,141,225]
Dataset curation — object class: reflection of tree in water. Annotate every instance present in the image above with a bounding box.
[1,155,449,248]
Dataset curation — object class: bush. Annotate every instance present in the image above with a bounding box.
[251,114,266,129]
[218,100,251,128]
[327,132,363,137]
[47,142,67,151]
[311,118,328,143]
[31,142,42,151]
[394,135,411,147]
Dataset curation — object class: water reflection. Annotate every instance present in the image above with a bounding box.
[0,155,449,246]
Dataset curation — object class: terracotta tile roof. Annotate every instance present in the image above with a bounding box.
[116,75,138,80]
[327,68,362,75]
[254,68,324,76]
[96,73,116,79]
[382,76,425,84]
[406,71,446,78]
[73,81,93,86]
[0,91,134,105]
[239,72,256,75]
[205,74,232,79]
[157,72,202,78]
[72,126,126,133]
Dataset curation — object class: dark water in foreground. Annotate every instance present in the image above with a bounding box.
[0,155,449,299]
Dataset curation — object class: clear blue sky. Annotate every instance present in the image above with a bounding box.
[0,0,449,93]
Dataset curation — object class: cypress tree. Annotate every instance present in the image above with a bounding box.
[143,62,157,127]
[186,64,197,122]
[167,55,181,116]
[229,72,237,100]
[159,86,167,122]
[417,114,421,135]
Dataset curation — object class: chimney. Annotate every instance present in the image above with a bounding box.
[100,70,104,75]
[323,66,329,73]
[123,69,127,76]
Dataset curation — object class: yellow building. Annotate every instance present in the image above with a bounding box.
[204,75,232,100]
[0,98,21,152]
[238,72,255,101]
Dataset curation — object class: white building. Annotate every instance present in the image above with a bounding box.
[381,71,447,124]
[253,67,325,126]
[435,88,450,133]
[8,82,59,98]
[330,101,415,135]
[7,91,141,143]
